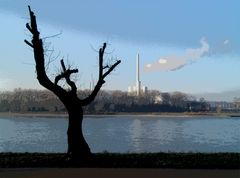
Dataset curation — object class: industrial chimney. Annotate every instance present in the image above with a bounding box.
[136,53,141,96]
[128,53,147,96]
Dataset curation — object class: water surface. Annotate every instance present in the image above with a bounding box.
[0,115,239,153]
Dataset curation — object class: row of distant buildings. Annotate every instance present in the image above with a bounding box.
[188,100,240,112]
[208,101,240,111]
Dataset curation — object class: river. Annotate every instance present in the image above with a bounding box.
[0,115,239,153]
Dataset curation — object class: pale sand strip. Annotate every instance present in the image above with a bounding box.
[0,168,239,178]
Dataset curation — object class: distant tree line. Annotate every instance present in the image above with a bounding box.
[0,88,210,113]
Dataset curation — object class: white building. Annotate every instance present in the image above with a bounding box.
[154,95,163,104]
[128,54,147,96]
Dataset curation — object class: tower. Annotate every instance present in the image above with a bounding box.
[128,53,147,96]
[136,53,141,96]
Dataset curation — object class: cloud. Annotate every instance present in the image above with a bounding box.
[158,58,167,64]
[208,39,231,56]
[223,39,229,45]
[145,38,209,72]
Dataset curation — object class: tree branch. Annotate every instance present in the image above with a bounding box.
[24,39,34,48]
[103,65,109,70]
[26,23,33,34]
[99,42,106,79]
[82,43,121,106]
[60,59,67,71]
[102,60,121,79]
[25,6,67,98]
[25,6,121,107]
[55,59,78,94]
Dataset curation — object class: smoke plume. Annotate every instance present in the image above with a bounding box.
[145,38,209,72]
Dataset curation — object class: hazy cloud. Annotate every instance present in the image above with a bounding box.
[145,38,209,72]
[223,39,229,45]
[208,39,231,56]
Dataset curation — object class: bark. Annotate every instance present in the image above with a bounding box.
[25,6,121,160]
[66,103,91,159]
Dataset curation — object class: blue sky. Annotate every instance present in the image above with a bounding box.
[0,0,239,94]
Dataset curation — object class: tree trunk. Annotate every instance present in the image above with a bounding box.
[66,104,91,160]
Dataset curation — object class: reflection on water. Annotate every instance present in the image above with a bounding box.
[0,115,239,153]
[130,119,143,152]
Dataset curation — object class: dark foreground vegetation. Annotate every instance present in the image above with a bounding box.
[0,152,239,169]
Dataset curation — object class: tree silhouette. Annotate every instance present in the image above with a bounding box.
[25,6,121,160]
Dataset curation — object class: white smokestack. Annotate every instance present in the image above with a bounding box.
[136,53,139,84]
[136,53,141,96]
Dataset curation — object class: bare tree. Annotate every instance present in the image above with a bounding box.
[25,6,121,160]
[171,92,188,108]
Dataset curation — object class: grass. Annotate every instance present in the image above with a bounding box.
[0,152,239,169]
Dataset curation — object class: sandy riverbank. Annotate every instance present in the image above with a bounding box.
[0,168,239,178]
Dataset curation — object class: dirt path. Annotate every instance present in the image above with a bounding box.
[0,168,239,178]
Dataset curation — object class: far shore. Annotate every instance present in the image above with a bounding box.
[0,111,239,118]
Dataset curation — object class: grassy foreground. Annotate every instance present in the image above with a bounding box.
[0,152,239,169]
